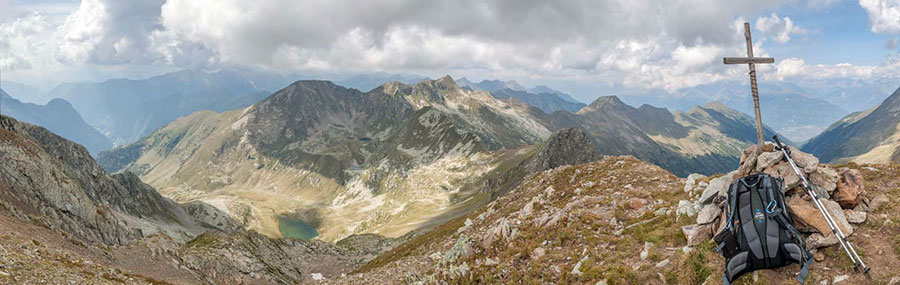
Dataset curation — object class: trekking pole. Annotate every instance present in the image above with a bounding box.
[772,135,871,279]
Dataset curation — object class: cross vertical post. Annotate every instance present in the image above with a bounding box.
[724,22,774,153]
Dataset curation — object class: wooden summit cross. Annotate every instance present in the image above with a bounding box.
[724,22,774,152]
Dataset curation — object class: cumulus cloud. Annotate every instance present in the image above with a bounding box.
[58,0,165,64]
[860,0,900,34]
[3,0,892,92]
[147,0,790,90]
[0,12,52,71]
[755,13,808,43]
[772,57,900,81]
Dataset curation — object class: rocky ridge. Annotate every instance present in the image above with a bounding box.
[338,153,900,284]
[0,115,374,284]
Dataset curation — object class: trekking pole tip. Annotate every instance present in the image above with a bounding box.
[864,267,872,279]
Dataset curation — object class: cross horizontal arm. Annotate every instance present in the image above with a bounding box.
[724,57,774,64]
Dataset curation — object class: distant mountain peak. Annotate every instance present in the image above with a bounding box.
[587,95,626,108]
[435,75,458,89]
[702,100,730,111]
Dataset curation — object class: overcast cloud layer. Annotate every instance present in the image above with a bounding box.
[2,0,900,92]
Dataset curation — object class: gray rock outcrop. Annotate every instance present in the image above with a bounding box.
[682,145,872,250]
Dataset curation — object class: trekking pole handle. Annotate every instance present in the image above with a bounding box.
[772,135,790,154]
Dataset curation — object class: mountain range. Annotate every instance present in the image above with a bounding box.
[457,77,586,114]
[97,76,779,246]
[617,80,850,141]
[1,89,111,154]
[803,86,900,164]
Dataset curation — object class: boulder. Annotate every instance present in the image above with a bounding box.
[805,233,839,249]
[822,198,854,236]
[789,147,818,173]
[682,223,713,246]
[763,162,800,190]
[696,204,721,225]
[737,147,760,177]
[629,198,648,210]
[809,167,838,195]
[684,174,706,193]
[869,194,889,212]
[844,210,866,224]
[699,173,732,204]
[755,151,783,173]
[787,197,853,236]
[483,218,512,248]
[640,242,653,260]
[833,168,864,209]
[519,201,534,217]
[676,200,697,217]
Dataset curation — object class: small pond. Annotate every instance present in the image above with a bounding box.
[278,215,319,240]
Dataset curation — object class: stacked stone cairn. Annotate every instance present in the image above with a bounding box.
[679,144,872,258]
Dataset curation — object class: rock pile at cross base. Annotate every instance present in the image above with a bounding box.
[680,144,877,259]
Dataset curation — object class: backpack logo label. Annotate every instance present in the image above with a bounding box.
[754,209,765,223]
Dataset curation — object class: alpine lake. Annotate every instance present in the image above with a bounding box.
[277,215,319,240]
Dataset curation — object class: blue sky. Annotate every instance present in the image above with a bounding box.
[1,0,900,102]
[766,1,893,66]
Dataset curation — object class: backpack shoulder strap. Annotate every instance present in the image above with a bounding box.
[762,175,814,284]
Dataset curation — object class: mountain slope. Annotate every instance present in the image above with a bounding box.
[618,81,850,141]
[344,156,689,283]
[44,69,292,145]
[343,156,900,284]
[802,86,900,163]
[0,114,378,283]
[528,84,582,103]
[1,89,112,154]
[98,76,781,244]
[0,81,45,104]
[550,97,782,176]
[98,77,558,242]
[491,88,586,114]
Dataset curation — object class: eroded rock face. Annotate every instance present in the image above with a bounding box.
[833,168,865,209]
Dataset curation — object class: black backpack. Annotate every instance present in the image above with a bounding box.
[714,173,813,284]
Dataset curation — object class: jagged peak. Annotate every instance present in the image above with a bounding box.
[434,75,459,89]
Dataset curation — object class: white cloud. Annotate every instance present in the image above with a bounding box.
[773,56,897,80]
[148,0,790,91]
[58,0,165,64]
[755,13,808,43]
[4,0,894,93]
[860,0,900,34]
[0,12,52,71]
